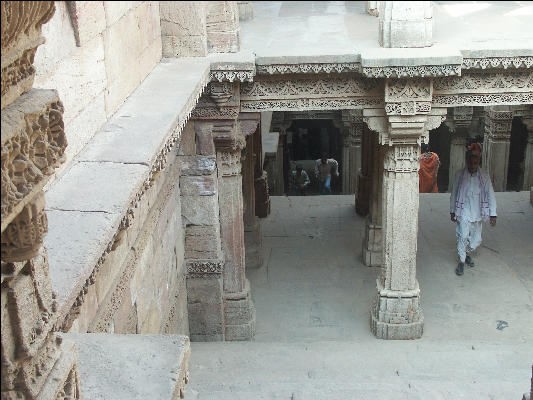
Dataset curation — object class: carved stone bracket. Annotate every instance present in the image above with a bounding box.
[1,89,67,231]
[192,81,240,119]
[445,106,474,132]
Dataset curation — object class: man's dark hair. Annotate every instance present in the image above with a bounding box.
[321,152,328,160]
[421,143,430,153]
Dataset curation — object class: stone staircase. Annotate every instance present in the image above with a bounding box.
[186,339,531,399]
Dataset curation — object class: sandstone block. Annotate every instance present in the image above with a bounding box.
[179,156,216,176]
[187,276,224,341]
[180,176,217,196]
[181,195,220,226]
[103,1,135,27]
[185,225,221,259]
[34,34,106,126]
[66,1,107,46]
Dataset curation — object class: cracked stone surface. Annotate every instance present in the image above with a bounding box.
[188,193,532,399]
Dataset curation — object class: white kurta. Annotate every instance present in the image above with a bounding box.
[449,168,497,262]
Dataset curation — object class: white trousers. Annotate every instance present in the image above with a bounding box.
[456,220,482,263]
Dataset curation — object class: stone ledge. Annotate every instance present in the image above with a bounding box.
[44,58,211,325]
[63,333,190,400]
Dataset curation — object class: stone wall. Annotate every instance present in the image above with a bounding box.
[33,1,162,178]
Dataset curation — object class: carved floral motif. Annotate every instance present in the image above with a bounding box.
[384,145,421,173]
[1,90,66,229]
[433,71,533,92]
[363,64,461,78]
[257,63,362,75]
[186,260,223,277]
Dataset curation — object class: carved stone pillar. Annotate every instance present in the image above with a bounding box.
[446,107,474,191]
[356,125,373,216]
[484,106,513,191]
[378,1,433,48]
[1,2,81,396]
[215,124,255,340]
[366,78,447,339]
[521,116,533,191]
[341,111,364,195]
[371,142,424,339]
[254,115,270,218]
[240,114,263,269]
[362,135,384,267]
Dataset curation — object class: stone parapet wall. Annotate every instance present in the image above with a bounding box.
[33,1,162,181]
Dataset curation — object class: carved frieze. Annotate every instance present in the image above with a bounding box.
[217,150,242,177]
[462,56,533,70]
[385,78,433,116]
[434,71,533,93]
[192,81,240,120]
[186,260,223,278]
[210,70,254,83]
[384,144,421,173]
[257,63,362,75]
[1,90,67,231]
[432,92,533,108]
[363,64,461,78]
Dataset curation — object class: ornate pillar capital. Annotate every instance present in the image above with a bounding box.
[191,81,240,120]
[445,106,474,133]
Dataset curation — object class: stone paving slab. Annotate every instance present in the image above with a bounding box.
[64,333,190,400]
[242,1,533,60]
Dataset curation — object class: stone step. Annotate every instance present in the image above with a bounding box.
[62,333,190,400]
[188,340,532,399]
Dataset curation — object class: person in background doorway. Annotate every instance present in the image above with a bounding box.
[449,142,497,276]
[291,165,310,195]
[419,142,440,193]
[315,153,339,195]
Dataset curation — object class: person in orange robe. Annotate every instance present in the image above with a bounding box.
[419,143,440,193]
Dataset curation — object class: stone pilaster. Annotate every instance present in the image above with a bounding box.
[371,141,424,339]
[214,121,255,340]
[341,110,363,195]
[241,115,263,269]
[205,1,241,53]
[446,106,474,191]
[367,77,446,339]
[363,135,384,267]
[1,3,81,396]
[521,117,533,191]
[378,1,433,48]
[355,125,373,216]
[483,106,513,191]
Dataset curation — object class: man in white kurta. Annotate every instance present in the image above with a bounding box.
[450,143,497,276]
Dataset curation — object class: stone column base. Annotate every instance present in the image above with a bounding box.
[370,279,424,340]
[362,222,382,267]
[224,279,256,341]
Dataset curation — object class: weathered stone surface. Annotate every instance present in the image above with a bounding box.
[180,175,217,196]
[65,1,106,46]
[65,333,190,400]
[160,1,208,57]
[182,195,220,226]
[185,225,222,259]
[103,1,136,27]
[180,156,217,176]
[187,276,224,341]
[46,161,148,213]
[206,1,241,53]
